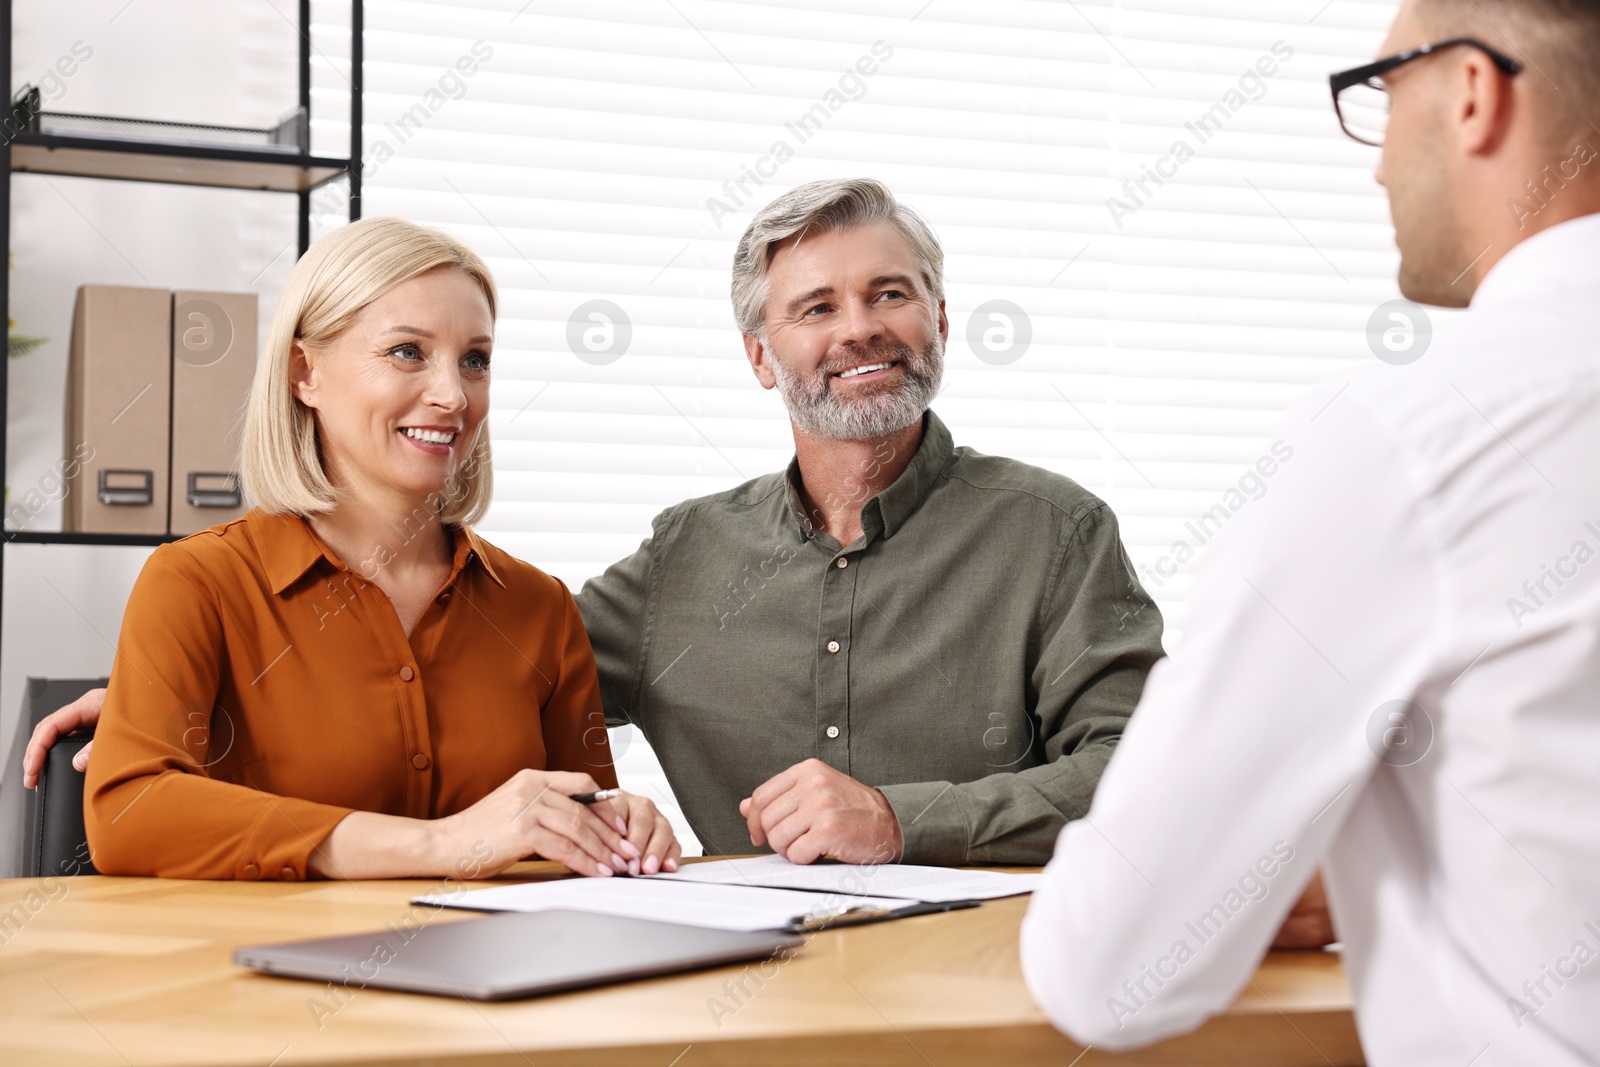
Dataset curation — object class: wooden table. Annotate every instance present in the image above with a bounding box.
[0,861,1364,1066]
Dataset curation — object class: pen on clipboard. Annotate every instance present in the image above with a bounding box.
[786,898,981,933]
[569,789,622,805]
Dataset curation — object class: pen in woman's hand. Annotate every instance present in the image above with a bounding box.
[570,787,681,876]
[568,788,637,873]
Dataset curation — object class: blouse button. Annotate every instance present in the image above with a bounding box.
[243,863,260,880]
[412,753,431,770]
[399,665,415,682]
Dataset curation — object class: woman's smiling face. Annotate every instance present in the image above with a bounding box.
[291,265,493,504]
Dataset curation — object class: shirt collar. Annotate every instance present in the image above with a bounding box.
[457,525,507,588]
[782,408,957,543]
[255,509,505,594]
[1472,211,1600,311]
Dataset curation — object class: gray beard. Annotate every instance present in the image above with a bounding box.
[770,336,943,441]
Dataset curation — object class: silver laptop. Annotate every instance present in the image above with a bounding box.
[235,908,802,1001]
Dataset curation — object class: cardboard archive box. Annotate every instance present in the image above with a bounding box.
[169,290,257,535]
[63,285,173,534]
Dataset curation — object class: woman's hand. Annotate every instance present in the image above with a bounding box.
[428,769,640,878]
[615,791,682,875]
[22,687,105,788]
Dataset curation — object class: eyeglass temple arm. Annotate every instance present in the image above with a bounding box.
[1330,36,1523,98]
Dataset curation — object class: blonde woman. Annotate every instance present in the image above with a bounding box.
[81,216,680,880]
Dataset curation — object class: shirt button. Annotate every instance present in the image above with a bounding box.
[835,557,848,569]
[399,665,415,682]
[412,753,430,770]
[242,863,260,880]
[826,725,840,738]
[826,639,841,654]
[281,866,296,880]
[438,592,451,602]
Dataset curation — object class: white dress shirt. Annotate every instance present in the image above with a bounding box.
[1021,212,1600,1066]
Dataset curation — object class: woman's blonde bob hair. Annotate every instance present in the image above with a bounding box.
[242,216,498,526]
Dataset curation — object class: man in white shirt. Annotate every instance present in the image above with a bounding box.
[1021,0,1600,1062]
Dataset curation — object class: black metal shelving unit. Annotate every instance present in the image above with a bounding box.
[0,0,363,676]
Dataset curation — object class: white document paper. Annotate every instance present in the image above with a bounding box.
[652,854,1042,903]
[412,876,912,933]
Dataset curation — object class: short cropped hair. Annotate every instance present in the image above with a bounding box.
[730,178,945,337]
[1420,0,1600,144]
[242,216,498,525]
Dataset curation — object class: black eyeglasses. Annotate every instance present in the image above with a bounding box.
[1329,38,1523,146]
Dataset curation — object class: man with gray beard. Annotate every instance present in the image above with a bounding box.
[25,178,1164,868]
[579,178,1165,865]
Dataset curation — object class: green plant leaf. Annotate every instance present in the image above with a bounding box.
[8,335,48,358]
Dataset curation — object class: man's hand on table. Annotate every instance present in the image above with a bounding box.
[1272,872,1336,949]
[740,758,904,864]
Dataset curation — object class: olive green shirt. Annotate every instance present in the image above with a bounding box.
[575,410,1164,865]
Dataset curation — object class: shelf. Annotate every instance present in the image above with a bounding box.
[2,531,180,548]
[0,0,365,686]
[10,133,350,193]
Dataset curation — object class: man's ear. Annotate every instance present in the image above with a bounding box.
[289,339,321,409]
[743,332,778,390]
[1455,48,1517,157]
[936,299,949,347]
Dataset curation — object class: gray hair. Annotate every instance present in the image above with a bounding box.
[730,178,945,337]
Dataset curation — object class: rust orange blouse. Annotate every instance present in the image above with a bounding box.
[84,508,617,880]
